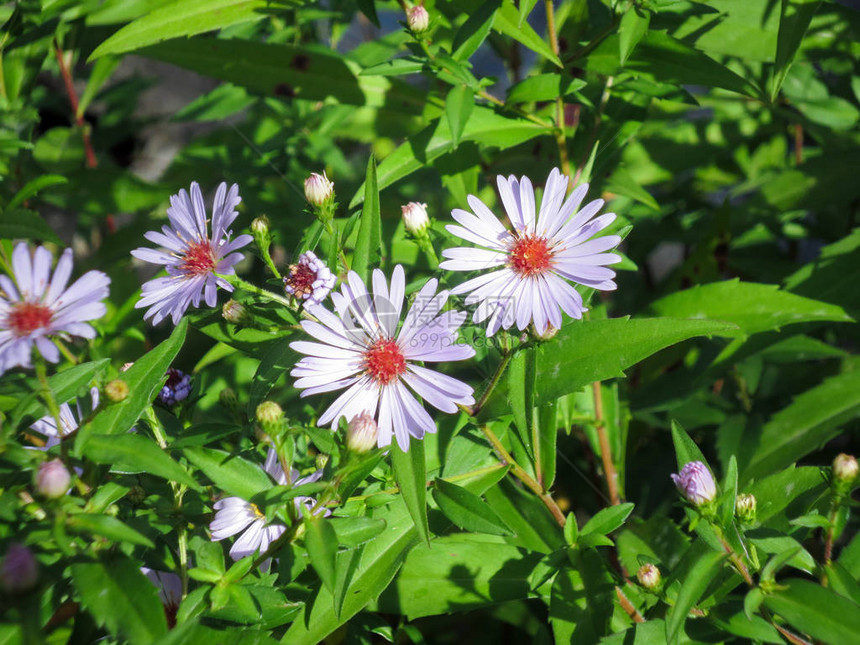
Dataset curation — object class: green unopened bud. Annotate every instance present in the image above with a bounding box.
[104,379,129,403]
[735,493,757,524]
[347,412,378,453]
[36,459,71,499]
[219,387,239,410]
[256,401,285,438]
[128,485,146,506]
[304,172,334,207]
[407,5,430,33]
[833,453,858,492]
[222,299,249,325]
[636,563,661,591]
[401,201,429,236]
[251,216,270,238]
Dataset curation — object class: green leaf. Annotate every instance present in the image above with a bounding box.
[329,517,387,547]
[351,155,382,283]
[349,106,546,208]
[432,478,512,536]
[484,318,736,417]
[83,433,199,489]
[0,208,62,244]
[68,514,154,548]
[619,7,650,65]
[651,280,852,339]
[391,439,430,546]
[183,447,272,500]
[452,0,500,61]
[764,578,860,643]
[89,0,281,59]
[281,500,418,644]
[666,550,726,644]
[536,399,558,489]
[248,338,295,411]
[506,74,586,104]
[71,555,167,644]
[493,2,561,68]
[579,503,634,538]
[359,57,425,77]
[720,455,738,526]
[741,369,860,483]
[78,56,121,117]
[445,85,474,149]
[5,174,68,212]
[75,319,188,451]
[305,516,338,595]
[670,420,709,471]
[518,0,539,26]
[771,0,821,100]
[375,534,542,619]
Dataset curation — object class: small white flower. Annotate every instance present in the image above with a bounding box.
[0,243,110,374]
[283,251,335,306]
[290,266,475,451]
[131,182,252,325]
[440,168,622,336]
[304,172,334,207]
[210,447,327,561]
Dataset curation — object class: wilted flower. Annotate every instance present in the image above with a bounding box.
[347,412,378,453]
[636,563,661,590]
[36,459,71,499]
[131,182,252,325]
[304,172,334,207]
[402,202,429,235]
[407,5,430,33]
[210,447,327,561]
[671,461,717,507]
[104,379,129,403]
[283,251,335,306]
[158,368,192,406]
[141,568,181,627]
[1,544,38,593]
[0,243,110,375]
[30,387,99,450]
[833,453,858,486]
[735,493,757,523]
[290,266,475,451]
[440,168,621,336]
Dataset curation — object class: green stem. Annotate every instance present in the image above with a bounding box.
[470,348,515,417]
[221,274,294,309]
[416,233,439,268]
[34,355,65,455]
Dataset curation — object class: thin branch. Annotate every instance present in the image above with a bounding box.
[53,40,97,169]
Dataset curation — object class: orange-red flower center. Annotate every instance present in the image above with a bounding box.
[508,235,553,277]
[8,302,53,337]
[180,241,215,275]
[285,262,317,299]
[364,338,406,385]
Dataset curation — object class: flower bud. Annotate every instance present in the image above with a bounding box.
[671,461,716,507]
[128,485,146,506]
[407,5,430,33]
[158,368,192,406]
[735,493,757,524]
[304,172,334,207]
[315,453,329,471]
[219,387,238,410]
[250,216,270,237]
[531,322,558,341]
[347,412,378,453]
[1,544,38,594]
[104,379,129,403]
[401,201,429,236]
[36,459,71,499]
[636,563,661,591]
[833,453,858,487]
[256,401,285,439]
[222,299,249,324]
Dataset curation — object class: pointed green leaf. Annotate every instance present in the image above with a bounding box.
[452,0,500,61]
[352,155,381,282]
[391,439,430,545]
[619,7,650,65]
[579,503,634,538]
[305,516,338,594]
[506,74,586,104]
[68,514,154,548]
[183,447,272,500]
[764,578,860,643]
[666,550,726,643]
[720,455,738,526]
[445,85,474,148]
[771,0,821,100]
[83,433,199,489]
[670,420,709,471]
[432,478,512,536]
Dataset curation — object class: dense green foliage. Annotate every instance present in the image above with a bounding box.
[1,0,859,643]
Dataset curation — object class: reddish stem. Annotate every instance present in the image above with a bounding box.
[53,40,97,169]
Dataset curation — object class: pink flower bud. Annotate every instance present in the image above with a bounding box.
[833,453,858,485]
[304,172,334,207]
[671,461,716,506]
[347,412,378,453]
[1,544,38,593]
[36,459,71,499]
[636,563,661,590]
[407,5,430,33]
[401,202,429,235]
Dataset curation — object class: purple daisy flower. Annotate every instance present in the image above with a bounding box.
[158,368,192,406]
[283,251,335,305]
[440,167,622,336]
[0,244,110,374]
[290,265,475,451]
[210,447,326,561]
[131,182,252,325]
